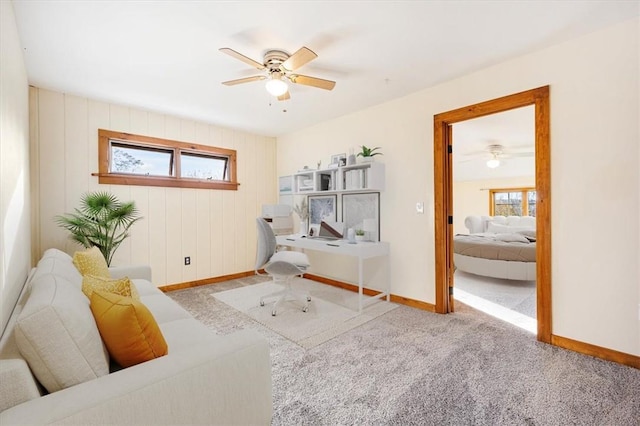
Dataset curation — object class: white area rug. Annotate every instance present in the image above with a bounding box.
[212,278,398,349]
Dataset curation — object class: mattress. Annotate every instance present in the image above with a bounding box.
[453,233,536,262]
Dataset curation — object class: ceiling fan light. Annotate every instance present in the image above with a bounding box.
[486,158,500,168]
[265,77,288,96]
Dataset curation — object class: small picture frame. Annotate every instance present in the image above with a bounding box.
[330,153,346,168]
[278,175,293,195]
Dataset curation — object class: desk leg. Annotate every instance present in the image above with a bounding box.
[358,256,364,312]
[386,254,391,302]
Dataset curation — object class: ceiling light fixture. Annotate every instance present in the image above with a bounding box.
[486,155,500,169]
[265,72,288,96]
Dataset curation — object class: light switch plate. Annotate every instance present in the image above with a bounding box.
[416,202,424,214]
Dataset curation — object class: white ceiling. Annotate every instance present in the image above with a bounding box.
[12,1,638,139]
[453,106,535,182]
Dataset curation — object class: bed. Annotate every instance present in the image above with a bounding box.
[453,215,537,281]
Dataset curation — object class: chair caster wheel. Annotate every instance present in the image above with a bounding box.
[271,311,277,316]
[302,306,308,313]
[306,296,311,302]
[260,301,265,307]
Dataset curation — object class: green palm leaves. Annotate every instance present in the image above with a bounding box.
[56,192,142,266]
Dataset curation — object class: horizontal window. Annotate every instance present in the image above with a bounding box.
[179,151,228,181]
[489,187,536,217]
[96,129,238,190]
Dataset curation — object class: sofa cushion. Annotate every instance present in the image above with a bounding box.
[82,275,140,301]
[139,293,193,324]
[14,274,110,393]
[73,247,110,278]
[31,248,83,288]
[90,291,168,368]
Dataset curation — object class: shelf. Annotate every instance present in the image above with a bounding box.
[290,162,385,195]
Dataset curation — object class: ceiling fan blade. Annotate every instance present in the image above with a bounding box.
[505,152,535,158]
[282,47,317,71]
[219,48,265,70]
[222,75,266,86]
[290,74,336,90]
[277,91,291,101]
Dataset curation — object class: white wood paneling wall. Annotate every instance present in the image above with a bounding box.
[30,87,277,287]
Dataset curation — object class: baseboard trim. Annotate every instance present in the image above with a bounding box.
[551,334,639,369]
[303,273,436,312]
[159,271,256,292]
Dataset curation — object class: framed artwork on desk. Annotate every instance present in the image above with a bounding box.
[308,194,337,225]
[342,192,380,241]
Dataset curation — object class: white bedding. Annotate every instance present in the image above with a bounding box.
[455,215,537,281]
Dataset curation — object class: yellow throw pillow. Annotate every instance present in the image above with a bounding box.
[73,246,110,278]
[82,275,140,301]
[90,291,168,368]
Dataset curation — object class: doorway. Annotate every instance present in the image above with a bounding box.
[433,86,551,343]
[452,107,537,333]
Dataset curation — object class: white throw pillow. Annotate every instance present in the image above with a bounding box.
[15,274,109,393]
[495,233,530,243]
[487,221,533,234]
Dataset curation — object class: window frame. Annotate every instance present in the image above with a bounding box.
[97,129,238,190]
[489,187,536,216]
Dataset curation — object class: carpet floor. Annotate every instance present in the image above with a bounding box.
[167,276,640,425]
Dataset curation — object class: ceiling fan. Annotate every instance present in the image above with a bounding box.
[460,144,534,168]
[219,46,336,101]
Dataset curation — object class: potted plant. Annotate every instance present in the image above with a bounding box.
[355,229,366,242]
[55,191,142,266]
[357,145,383,162]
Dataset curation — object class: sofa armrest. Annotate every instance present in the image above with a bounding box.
[0,330,272,425]
[109,265,152,282]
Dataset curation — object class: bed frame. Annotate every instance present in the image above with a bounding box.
[454,215,536,281]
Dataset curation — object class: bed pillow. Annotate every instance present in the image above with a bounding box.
[495,233,530,243]
[487,222,533,235]
[73,246,110,279]
[90,291,168,368]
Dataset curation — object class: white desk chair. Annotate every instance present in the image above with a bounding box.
[255,218,311,316]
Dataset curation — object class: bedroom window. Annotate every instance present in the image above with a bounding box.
[489,187,536,216]
[96,129,238,190]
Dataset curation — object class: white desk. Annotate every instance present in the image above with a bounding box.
[276,235,390,312]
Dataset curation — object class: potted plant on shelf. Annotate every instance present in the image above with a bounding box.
[55,191,142,266]
[355,229,366,242]
[357,145,383,162]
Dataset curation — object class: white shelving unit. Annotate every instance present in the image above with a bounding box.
[291,162,385,195]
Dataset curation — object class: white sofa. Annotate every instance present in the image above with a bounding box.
[0,248,272,425]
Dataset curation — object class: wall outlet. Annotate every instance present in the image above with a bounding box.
[184,256,191,266]
[416,202,424,214]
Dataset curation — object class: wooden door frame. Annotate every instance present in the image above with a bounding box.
[433,86,551,343]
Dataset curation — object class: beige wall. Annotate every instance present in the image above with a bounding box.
[30,88,277,287]
[0,1,30,335]
[453,176,535,235]
[278,18,640,356]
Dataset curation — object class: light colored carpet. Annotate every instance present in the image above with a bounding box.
[167,276,640,425]
[213,278,398,349]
